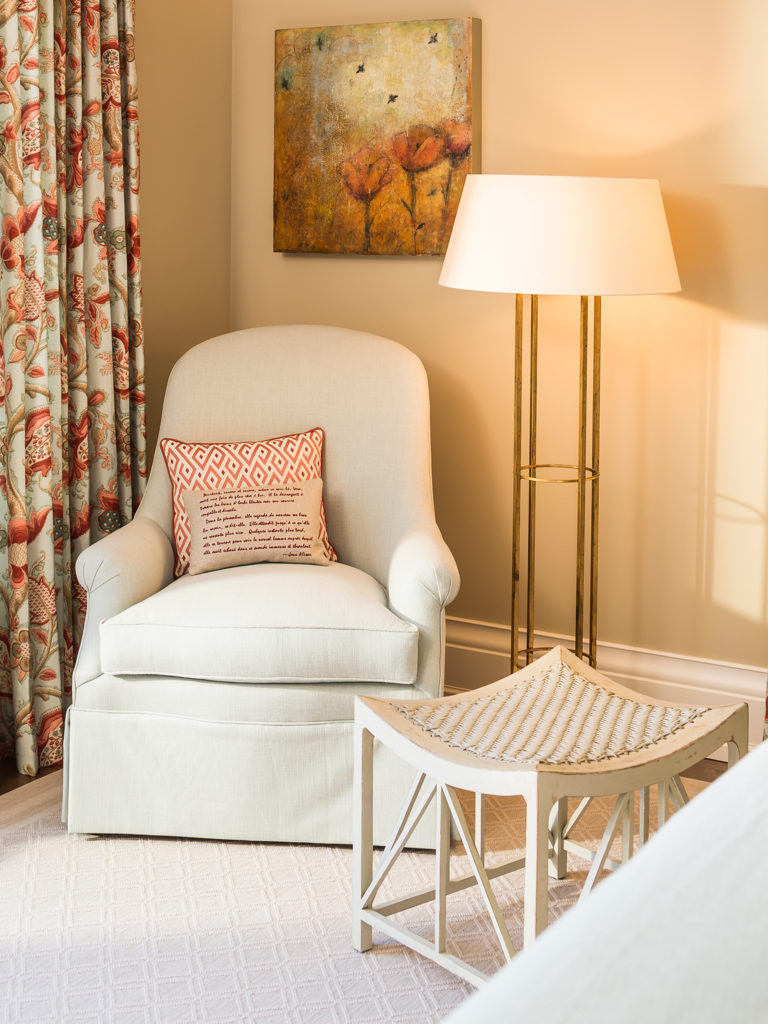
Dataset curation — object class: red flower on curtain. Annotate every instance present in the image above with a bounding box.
[1,219,21,270]
[27,507,51,544]
[126,214,140,275]
[35,707,63,763]
[25,408,52,480]
[41,190,60,256]
[65,123,85,192]
[1,203,40,270]
[28,575,56,626]
[0,0,146,774]
[68,409,90,483]
[21,99,41,169]
[90,198,108,259]
[7,519,28,590]
[67,218,86,255]
[69,505,91,542]
[111,326,131,400]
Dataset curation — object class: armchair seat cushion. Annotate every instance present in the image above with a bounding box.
[99,562,419,685]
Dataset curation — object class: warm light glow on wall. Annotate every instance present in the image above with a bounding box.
[706,318,768,624]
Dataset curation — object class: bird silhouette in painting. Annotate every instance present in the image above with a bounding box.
[388,94,398,104]
[356,62,365,73]
[428,32,438,44]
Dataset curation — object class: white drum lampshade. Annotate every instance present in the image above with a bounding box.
[439,174,680,297]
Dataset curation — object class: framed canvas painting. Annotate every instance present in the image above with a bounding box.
[274,18,480,256]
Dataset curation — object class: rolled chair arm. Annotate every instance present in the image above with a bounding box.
[387,523,460,698]
[73,516,175,689]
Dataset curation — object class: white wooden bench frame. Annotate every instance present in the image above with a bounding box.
[352,648,749,988]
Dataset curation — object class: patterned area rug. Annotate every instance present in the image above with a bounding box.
[0,773,703,1024]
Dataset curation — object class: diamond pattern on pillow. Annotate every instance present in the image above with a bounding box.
[160,429,337,576]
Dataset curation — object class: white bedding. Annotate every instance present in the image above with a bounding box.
[444,739,768,1023]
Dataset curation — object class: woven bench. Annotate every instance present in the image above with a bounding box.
[352,646,748,987]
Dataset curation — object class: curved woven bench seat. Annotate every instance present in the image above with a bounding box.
[353,646,749,987]
[391,659,710,767]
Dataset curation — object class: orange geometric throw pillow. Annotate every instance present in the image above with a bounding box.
[160,428,337,577]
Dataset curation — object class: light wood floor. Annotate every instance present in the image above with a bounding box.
[0,758,61,797]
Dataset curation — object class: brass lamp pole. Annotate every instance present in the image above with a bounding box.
[511,293,601,671]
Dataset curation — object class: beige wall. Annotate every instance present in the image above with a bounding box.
[143,0,768,669]
[135,0,233,458]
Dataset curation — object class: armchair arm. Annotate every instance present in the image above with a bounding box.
[73,516,175,689]
[387,523,460,698]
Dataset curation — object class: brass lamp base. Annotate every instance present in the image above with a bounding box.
[511,294,601,672]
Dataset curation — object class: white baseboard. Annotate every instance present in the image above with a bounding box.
[445,616,767,752]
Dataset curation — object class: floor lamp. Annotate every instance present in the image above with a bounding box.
[439,175,680,671]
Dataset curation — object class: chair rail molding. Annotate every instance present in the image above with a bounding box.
[445,615,768,751]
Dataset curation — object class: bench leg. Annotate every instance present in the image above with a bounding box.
[638,786,650,847]
[727,736,745,767]
[657,780,669,827]
[549,797,568,879]
[352,723,374,952]
[622,790,635,862]
[435,786,451,954]
[524,778,551,948]
[475,791,485,864]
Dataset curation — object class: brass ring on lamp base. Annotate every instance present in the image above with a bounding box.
[520,463,599,484]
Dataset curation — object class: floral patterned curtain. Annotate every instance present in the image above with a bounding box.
[0,0,145,774]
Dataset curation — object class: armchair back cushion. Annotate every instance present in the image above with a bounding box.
[138,326,436,587]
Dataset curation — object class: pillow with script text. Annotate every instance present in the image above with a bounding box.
[182,480,330,575]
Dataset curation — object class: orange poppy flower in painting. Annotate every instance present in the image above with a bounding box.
[442,120,471,158]
[391,124,444,172]
[392,125,445,255]
[339,146,393,254]
[440,120,472,244]
[339,146,392,202]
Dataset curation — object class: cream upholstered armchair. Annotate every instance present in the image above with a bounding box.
[63,325,460,844]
